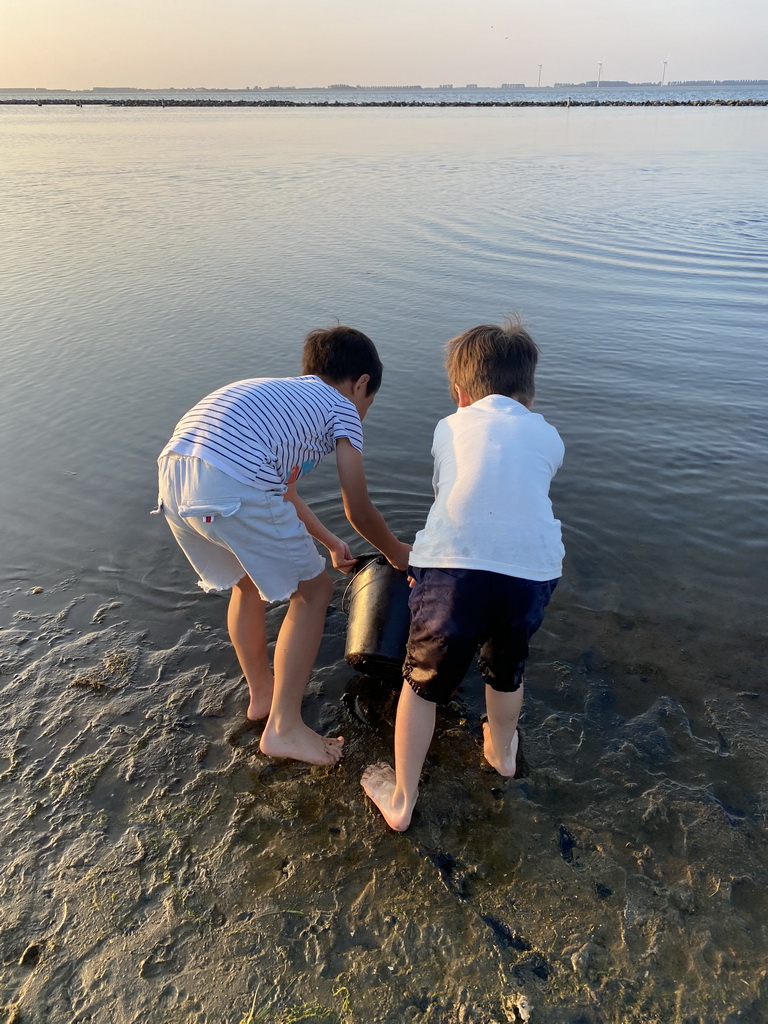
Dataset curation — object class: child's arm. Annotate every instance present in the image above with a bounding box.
[284,484,357,573]
[335,438,411,570]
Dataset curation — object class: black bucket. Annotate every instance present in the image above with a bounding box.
[343,555,411,677]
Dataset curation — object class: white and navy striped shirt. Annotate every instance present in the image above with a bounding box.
[160,375,364,487]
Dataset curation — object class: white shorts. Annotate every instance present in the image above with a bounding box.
[157,454,326,603]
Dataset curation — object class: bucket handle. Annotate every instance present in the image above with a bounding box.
[340,554,382,615]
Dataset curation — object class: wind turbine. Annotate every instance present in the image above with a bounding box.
[537,63,543,87]
[596,59,604,88]
[660,55,670,87]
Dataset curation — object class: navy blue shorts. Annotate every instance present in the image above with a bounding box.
[404,567,558,705]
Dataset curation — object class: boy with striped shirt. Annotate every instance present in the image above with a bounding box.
[157,326,410,766]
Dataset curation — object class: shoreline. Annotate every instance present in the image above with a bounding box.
[2,97,767,108]
[2,582,767,1023]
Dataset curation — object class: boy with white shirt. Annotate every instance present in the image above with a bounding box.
[362,318,564,830]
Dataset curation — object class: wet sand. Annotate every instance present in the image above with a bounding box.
[2,575,767,1024]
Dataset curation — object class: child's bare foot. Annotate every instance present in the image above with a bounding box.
[260,722,344,765]
[246,675,274,721]
[482,722,520,777]
[361,763,415,832]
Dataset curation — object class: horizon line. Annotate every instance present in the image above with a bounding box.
[2,79,768,93]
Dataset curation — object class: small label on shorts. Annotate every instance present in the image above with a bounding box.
[177,499,241,520]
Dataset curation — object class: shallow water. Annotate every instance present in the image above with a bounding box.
[1,106,767,1023]
[5,84,768,105]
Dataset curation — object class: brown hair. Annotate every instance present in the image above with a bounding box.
[302,324,382,396]
[445,316,539,403]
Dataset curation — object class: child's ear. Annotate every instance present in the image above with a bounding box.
[454,384,473,408]
[354,374,370,395]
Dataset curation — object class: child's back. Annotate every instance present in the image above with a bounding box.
[161,374,364,488]
[409,392,564,581]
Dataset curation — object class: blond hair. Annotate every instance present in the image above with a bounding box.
[445,316,539,403]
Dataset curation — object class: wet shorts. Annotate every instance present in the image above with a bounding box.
[157,453,326,603]
[404,567,558,704]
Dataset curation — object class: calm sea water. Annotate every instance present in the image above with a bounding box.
[4,84,768,104]
[2,104,765,646]
[1,104,767,1022]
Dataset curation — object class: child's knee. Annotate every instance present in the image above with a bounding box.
[233,573,257,595]
[294,570,332,607]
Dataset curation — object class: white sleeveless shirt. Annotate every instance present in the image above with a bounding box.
[409,395,564,581]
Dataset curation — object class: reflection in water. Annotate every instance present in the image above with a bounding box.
[1,106,767,1021]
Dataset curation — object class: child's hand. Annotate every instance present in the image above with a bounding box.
[328,537,357,574]
[387,541,412,572]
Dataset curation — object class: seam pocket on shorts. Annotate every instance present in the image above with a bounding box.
[177,499,241,522]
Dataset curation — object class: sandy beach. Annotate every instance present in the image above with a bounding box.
[2,571,767,1024]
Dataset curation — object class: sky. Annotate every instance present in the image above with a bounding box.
[2,0,766,90]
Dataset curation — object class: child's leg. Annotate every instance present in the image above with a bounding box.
[362,567,484,830]
[361,681,436,832]
[260,571,344,766]
[228,575,273,721]
[482,682,525,777]
[479,574,558,777]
